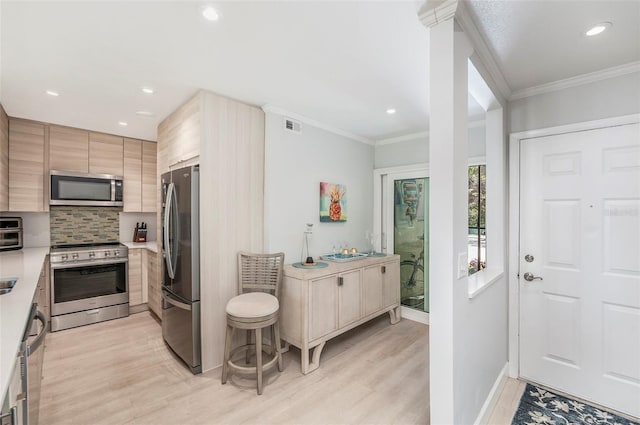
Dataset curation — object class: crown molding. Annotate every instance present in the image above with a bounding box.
[454,1,512,102]
[375,119,485,146]
[261,104,374,146]
[376,131,429,146]
[418,0,459,28]
[509,61,640,101]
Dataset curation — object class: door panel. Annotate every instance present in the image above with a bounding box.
[338,270,362,328]
[309,276,338,341]
[520,122,640,417]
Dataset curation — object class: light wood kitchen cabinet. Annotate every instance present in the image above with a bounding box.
[146,250,161,319]
[89,132,123,176]
[128,249,143,306]
[157,94,201,172]
[123,138,142,212]
[49,125,89,172]
[0,105,8,211]
[8,119,46,211]
[141,141,157,212]
[281,255,400,374]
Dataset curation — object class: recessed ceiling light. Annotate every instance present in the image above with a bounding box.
[136,110,154,117]
[386,108,396,115]
[141,87,154,94]
[118,121,128,126]
[585,22,612,36]
[201,5,219,21]
[46,90,59,97]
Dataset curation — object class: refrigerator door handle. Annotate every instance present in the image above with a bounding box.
[163,182,176,279]
[162,290,192,311]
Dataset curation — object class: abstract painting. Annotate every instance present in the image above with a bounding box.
[320,182,347,222]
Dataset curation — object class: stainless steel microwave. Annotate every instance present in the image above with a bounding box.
[50,171,123,207]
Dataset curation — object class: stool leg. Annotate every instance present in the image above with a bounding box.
[245,329,252,364]
[222,324,234,384]
[274,321,283,372]
[256,327,263,395]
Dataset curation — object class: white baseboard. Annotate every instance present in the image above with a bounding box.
[400,306,429,324]
[474,363,509,425]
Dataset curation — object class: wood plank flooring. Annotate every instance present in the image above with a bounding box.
[40,312,430,425]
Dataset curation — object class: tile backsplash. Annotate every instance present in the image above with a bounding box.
[50,206,121,245]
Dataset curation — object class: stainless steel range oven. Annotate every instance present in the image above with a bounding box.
[50,243,129,331]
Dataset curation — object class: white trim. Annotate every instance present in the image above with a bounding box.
[418,0,459,28]
[510,61,640,101]
[374,119,486,146]
[468,269,504,299]
[473,363,509,425]
[400,306,429,325]
[376,131,429,146]
[507,113,640,380]
[455,1,512,102]
[261,104,374,146]
[374,163,429,175]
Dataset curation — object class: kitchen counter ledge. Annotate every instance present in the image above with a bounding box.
[0,247,50,401]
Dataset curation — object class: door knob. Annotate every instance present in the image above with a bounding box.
[523,272,543,282]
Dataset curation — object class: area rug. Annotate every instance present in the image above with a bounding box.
[512,384,639,425]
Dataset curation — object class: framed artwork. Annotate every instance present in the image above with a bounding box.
[320,182,347,222]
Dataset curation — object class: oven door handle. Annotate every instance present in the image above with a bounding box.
[27,310,47,356]
[50,258,128,269]
[162,290,191,311]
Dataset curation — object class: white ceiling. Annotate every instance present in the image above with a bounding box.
[466,0,640,92]
[1,1,637,143]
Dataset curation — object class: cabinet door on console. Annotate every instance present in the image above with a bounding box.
[338,269,362,328]
[382,261,400,308]
[309,275,338,341]
[363,265,383,317]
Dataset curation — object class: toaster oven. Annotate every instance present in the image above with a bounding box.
[0,217,23,251]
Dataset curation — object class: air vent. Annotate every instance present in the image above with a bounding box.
[284,118,302,134]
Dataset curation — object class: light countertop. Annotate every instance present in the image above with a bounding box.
[0,247,49,401]
[122,241,158,253]
[284,254,399,280]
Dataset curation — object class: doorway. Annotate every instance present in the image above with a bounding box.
[513,120,640,418]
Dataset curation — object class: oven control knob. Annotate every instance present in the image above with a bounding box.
[113,250,120,256]
[89,252,95,258]
[72,253,79,260]
[61,254,68,261]
[104,251,111,257]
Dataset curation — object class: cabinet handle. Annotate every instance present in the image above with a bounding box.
[338,276,343,286]
[381,266,386,274]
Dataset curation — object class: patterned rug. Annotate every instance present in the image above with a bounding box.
[512,384,639,425]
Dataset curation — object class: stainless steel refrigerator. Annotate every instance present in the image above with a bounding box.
[161,164,201,374]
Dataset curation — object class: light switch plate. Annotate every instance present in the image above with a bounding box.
[457,252,467,279]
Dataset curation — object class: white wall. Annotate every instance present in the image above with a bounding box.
[0,212,49,247]
[374,125,486,169]
[509,71,640,133]
[264,112,374,263]
[119,212,156,242]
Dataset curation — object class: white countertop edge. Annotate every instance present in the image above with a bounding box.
[122,241,158,253]
[0,247,50,401]
[467,268,504,299]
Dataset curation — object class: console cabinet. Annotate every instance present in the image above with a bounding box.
[281,255,400,374]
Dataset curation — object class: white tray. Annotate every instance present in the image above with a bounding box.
[320,253,368,262]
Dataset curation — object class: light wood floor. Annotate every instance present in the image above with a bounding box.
[40,312,430,425]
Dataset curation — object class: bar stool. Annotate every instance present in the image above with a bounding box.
[221,251,285,395]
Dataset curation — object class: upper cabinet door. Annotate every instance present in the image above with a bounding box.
[123,138,142,212]
[141,141,157,212]
[89,132,124,176]
[49,125,89,173]
[8,119,46,211]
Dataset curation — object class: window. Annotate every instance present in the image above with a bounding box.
[468,165,486,275]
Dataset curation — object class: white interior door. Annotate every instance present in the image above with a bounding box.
[519,122,640,417]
